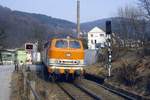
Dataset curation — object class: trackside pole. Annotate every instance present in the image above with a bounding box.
[106,21,112,77]
[108,65,111,77]
[77,0,80,38]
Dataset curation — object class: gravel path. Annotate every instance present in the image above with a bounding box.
[0,65,14,100]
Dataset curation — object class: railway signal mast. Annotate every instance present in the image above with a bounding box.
[25,43,33,65]
[106,21,112,77]
[77,0,80,38]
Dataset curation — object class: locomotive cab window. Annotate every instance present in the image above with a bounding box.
[55,40,68,48]
[69,41,81,48]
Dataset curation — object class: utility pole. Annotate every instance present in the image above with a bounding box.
[77,0,80,38]
[106,21,112,77]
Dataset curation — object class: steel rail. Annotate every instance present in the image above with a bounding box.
[85,73,143,100]
[57,82,101,100]
[56,83,76,100]
[73,83,101,100]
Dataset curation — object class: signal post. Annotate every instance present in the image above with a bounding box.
[25,43,34,71]
[106,21,112,77]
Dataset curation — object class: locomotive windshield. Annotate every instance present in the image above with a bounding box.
[69,41,81,48]
[55,40,68,48]
[55,39,81,49]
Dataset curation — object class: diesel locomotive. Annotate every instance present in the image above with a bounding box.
[42,36,85,81]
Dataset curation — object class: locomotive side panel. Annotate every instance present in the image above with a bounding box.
[42,41,50,66]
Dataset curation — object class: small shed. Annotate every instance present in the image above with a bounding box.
[15,49,27,65]
[0,49,15,65]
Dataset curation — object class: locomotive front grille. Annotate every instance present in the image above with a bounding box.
[49,59,84,66]
[58,60,80,65]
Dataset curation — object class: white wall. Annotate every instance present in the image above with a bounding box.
[88,32,107,49]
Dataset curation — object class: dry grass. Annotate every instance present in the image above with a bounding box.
[85,47,150,98]
[85,63,105,76]
[11,71,70,100]
[10,71,24,100]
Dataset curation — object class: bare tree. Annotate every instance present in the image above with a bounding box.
[138,0,150,19]
[0,29,6,48]
[138,0,150,42]
[32,24,47,51]
[117,5,146,46]
[0,28,6,64]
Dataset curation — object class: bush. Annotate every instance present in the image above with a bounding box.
[145,75,150,94]
[114,61,139,86]
[112,46,120,61]
[143,48,150,56]
[142,42,150,56]
[97,48,107,63]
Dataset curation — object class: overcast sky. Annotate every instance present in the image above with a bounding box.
[0,0,138,22]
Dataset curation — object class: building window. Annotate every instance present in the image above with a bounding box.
[100,34,104,37]
[91,34,93,37]
[95,40,97,44]
[91,40,93,44]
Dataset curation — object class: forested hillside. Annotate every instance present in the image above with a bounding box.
[0,4,150,49]
[81,17,150,41]
[0,6,76,48]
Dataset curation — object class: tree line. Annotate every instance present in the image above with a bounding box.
[114,0,150,45]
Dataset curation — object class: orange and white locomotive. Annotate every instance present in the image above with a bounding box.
[42,36,85,81]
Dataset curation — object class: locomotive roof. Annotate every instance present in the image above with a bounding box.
[47,33,78,40]
[51,37,79,40]
[48,36,81,41]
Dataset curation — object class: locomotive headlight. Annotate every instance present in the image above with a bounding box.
[55,60,64,64]
[55,60,58,63]
[74,60,80,64]
[76,60,80,64]
[55,60,60,64]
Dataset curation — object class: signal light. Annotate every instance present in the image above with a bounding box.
[26,45,33,49]
[106,21,112,35]
[25,43,33,50]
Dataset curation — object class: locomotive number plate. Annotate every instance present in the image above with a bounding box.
[66,53,71,57]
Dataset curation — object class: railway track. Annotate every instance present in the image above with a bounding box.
[24,65,143,100]
[40,65,126,100]
[78,79,125,100]
[57,82,101,100]
[84,73,144,100]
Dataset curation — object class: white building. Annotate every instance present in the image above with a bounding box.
[88,27,107,49]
